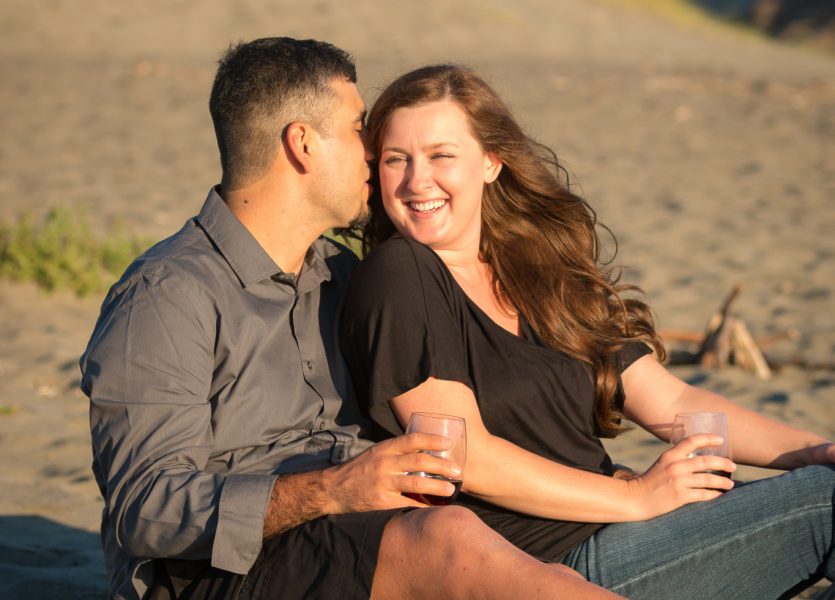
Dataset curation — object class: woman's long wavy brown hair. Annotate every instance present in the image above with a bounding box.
[362,65,666,437]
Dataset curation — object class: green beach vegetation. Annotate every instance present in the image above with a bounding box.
[0,207,365,297]
[326,228,363,258]
[0,207,152,296]
[0,204,372,298]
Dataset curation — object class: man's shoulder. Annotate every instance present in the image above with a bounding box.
[81,219,223,380]
[107,218,225,302]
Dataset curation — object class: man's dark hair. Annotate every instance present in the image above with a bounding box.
[209,37,356,190]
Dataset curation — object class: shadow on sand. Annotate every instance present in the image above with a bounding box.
[0,515,105,599]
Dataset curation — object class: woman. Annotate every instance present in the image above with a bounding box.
[340,65,834,599]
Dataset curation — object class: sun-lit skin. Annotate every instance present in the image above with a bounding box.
[315,79,374,229]
[225,79,373,275]
[378,100,501,263]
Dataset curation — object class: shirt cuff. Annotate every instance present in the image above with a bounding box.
[211,472,277,574]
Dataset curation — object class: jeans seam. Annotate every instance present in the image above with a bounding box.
[610,501,831,592]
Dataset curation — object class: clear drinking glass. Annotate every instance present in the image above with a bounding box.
[670,411,732,479]
[404,412,466,505]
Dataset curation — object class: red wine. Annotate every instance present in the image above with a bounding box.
[404,475,463,506]
[702,469,733,492]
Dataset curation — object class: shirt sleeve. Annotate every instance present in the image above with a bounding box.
[612,341,653,415]
[81,266,275,574]
[618,341,652,373]
[341,238,473,436]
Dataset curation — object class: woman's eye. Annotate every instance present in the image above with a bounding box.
[384,156,407,165]
[431,153,454,160]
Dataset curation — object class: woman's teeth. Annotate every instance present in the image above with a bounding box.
[409,200,446,212]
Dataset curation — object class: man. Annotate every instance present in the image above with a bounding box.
[81,37,622,599]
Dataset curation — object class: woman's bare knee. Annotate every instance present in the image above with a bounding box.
[372,507,614,600]
[550,563,585,580]
[371,506,492,599]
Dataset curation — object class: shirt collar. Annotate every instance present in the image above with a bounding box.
[297,244,333,294]
[196,187,333,291]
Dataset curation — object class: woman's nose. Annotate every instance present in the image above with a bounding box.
[405,161,431,195]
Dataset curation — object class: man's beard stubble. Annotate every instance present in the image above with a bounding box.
[329,202,369,244]
[346,202,371,230]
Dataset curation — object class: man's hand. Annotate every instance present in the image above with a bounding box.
[322,433,463,514]
[262,433,462,539]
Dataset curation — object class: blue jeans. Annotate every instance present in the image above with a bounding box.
[562,465,835,599]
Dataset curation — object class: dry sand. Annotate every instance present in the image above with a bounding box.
[0,0,833,597]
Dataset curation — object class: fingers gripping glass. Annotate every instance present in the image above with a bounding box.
[670,412,732,480]
[404,412,466,506]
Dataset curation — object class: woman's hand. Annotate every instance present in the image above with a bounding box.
[626,434,737,521]
[811,442,835,465]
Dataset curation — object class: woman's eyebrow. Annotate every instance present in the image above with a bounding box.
[381,142,460,153]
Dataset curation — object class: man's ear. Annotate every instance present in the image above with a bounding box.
[484,152,503,184]
[283,122,315,174]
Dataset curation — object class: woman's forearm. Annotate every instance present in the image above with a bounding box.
[670,385,831,470]
[391,376,648,521]
[622,356,832,470]
[462,431,643,523]
[388,376,732,523]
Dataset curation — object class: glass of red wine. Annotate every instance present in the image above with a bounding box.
[404,412,466,506]
[670,412,732,480]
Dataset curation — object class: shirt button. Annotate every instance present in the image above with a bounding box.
[305,361,313,370]
[318,422,326,431]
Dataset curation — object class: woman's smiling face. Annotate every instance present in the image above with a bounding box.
[377,100,501,253]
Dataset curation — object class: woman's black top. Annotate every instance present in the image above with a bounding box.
[341,236,651,561]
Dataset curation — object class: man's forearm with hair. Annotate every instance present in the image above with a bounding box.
[262,434,466,539]
[262,471,330,539]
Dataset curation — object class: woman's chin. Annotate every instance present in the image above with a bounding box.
[393,222,443,247]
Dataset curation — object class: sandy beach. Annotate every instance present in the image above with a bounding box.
[1,0,833,597]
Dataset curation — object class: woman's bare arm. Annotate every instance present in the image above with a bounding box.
[621,355,834,469]
[391,376,735,523]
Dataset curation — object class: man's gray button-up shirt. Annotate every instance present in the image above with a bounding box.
[80,188,372,599]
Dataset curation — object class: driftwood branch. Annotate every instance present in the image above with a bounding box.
[697,283,742,370]
[659,284,835,376]
[730,319,771,380]
[660,327,800,351]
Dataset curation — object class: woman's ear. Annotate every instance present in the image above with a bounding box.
[484,152,503,183]
[283,122,314,174]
